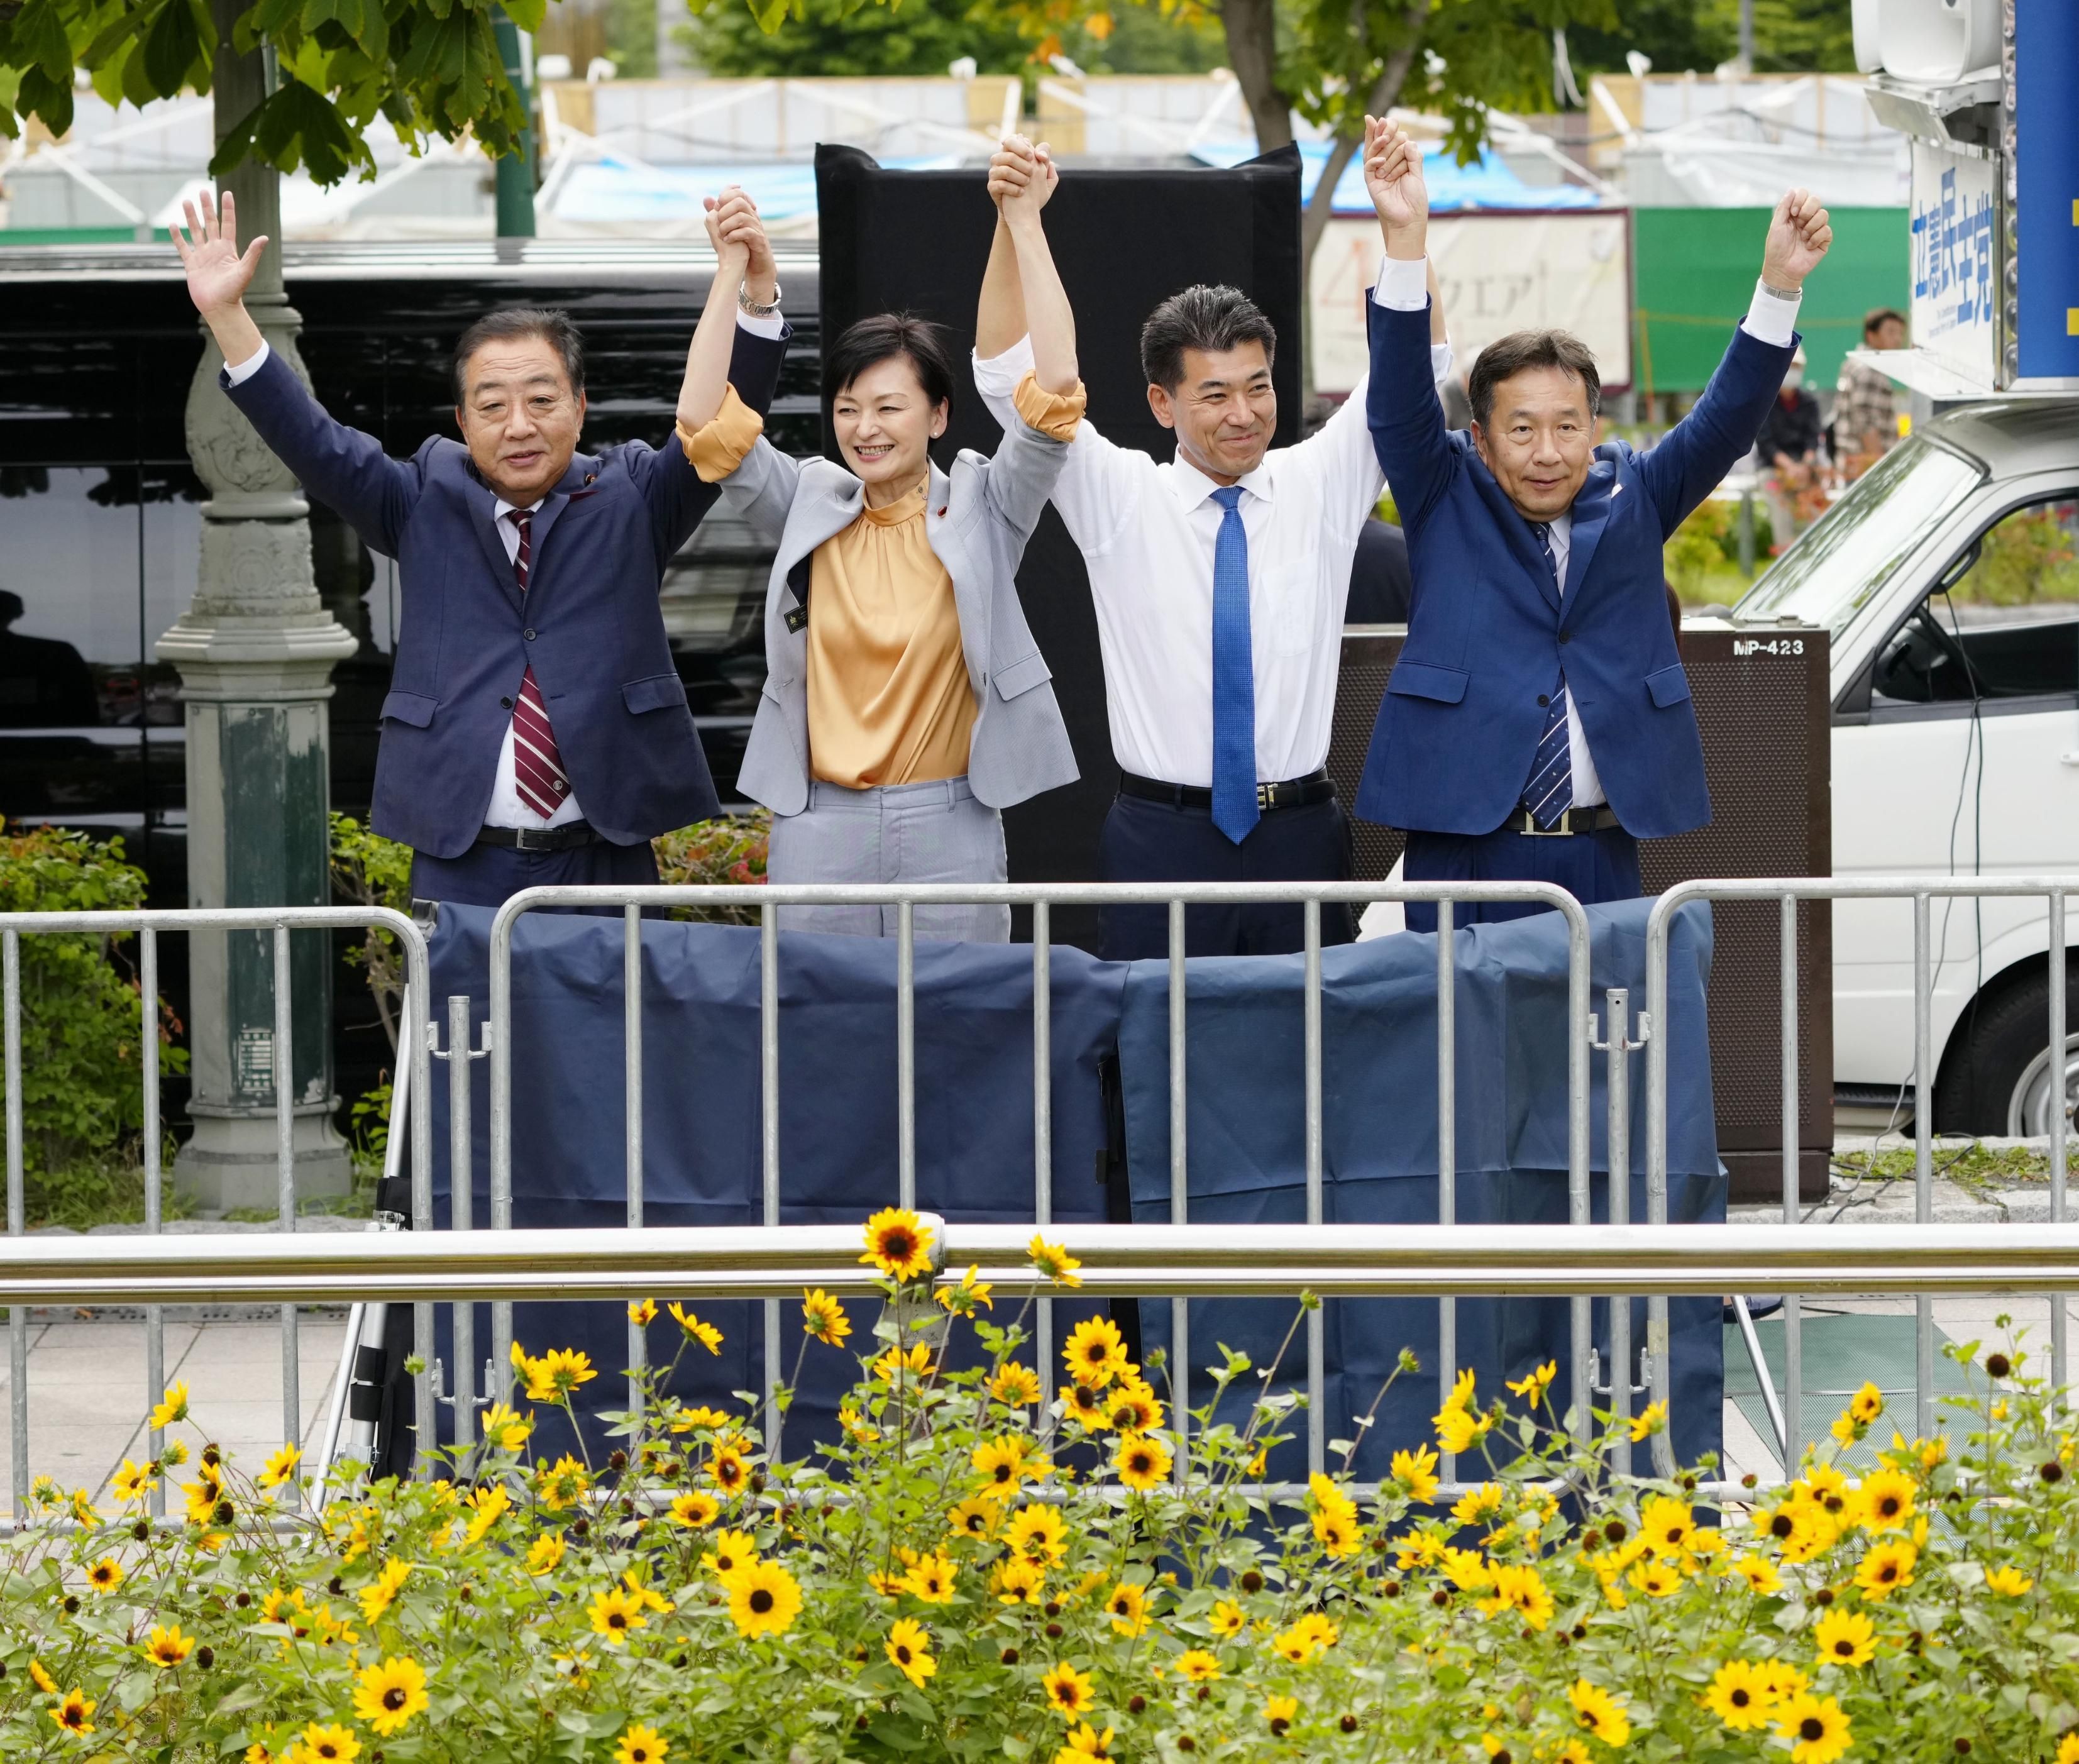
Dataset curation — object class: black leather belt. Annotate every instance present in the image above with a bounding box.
[475,821,602,852]
[1118,769,1336,812]
[1509,804,1626,837]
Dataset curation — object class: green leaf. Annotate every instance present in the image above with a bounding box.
[12,0,77,78]
[141,0,203,96]
[501,0,548,33]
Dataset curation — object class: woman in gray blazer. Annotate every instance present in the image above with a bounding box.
[677,163,1082,942]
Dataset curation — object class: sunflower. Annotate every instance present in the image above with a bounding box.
[1729,1553,1782,1596]
[1638,1495,1695,1557]
[1775,1693,1852,1764]
[358,1558,412,1624]
[1754,1497,1826,1560]
[974,1434,1044,1497]
[626,1298,658,1328]
[1567,1679,1631,1748]
[589,1585,648,1645]
[145,1623,194,1668]
[1105,1380,1164,1434]
[85,1555,124,1593]
[990,1362,1042,1406]
[1435,1369,1492,1456]
[250,1443,301,1491]
[665,1304,724,1353]
[1104,1580,1149,1637]
[1291,1611,1338,1654]
[1391,1445,1442,1504]
[1115,1433,1172,1492]
[1028,1235,1083,1288]
[703,1529,758,1577]
[1481,1563,1553,1631]
[1263,1695,1299,1734]
[614,1724,670,1764]
[1628,1399,1668,1442]
[1042,1662,1096,1717]
[1440,1546,1494,1591]
[902,1553,957,1604]
[705,1445,751,1497]
[947,1496,998,1541]
[1173,1648,1221,1684]
[886,1618,937,1689]
[839,1404,880,1445]
[148,1382,189,1430]
[1007,1504,1069,1566]
[1313,1507,1362,1557]
[1854,1538,1917,1601]
[1701,1659,1777,1732]
[1851,1469,1916,1533]
[480,1402,532,1451]
[111,1459,153,1503]
[1846,1381,1885,1425]
[1210,1599,1247,1638]
[1506,1359,1558,1401]
[874,1343,937,1384]
[1985,1565,2035,1596]
[1054,1724,1114,1763]
[1450,1482,1504,1528]
[1062,1318,1131,1391]
[465,1484,510,1544]
[292,1724,359,1763]
[938,1265,995,1315]
[1627,1560,1680,1599]
[527,1532,566,1575]
[184,1468,224,1525]
[1061,1381,1111,1431]
[30,1659,57,1694]
[2060,1736,2079,1764]
[800,1289,851,1347]
[671,1491,721,1529]
[861,1208,935,1281]
[353,1656,430,1736]
[524,1347,598,1403]
[1813,1608,1875,1668]
[722,1560,802,1639]
[994,1558,1047,1604]
[48,1688,93,1736]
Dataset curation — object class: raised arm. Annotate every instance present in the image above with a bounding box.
[174,189,415,554]
[677,190,756,434]
[1360,118,1456,529]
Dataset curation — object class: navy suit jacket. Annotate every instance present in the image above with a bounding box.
[221,323,788,857]
[1355,299,1794,840]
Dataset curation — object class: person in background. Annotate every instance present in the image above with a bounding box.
[171,189,791,910]
[1756,344,1825,546]
[1834,306,1906,478]
[1356,117,1829,930]
[973,137,1455,959]
[0,590,97,727]
[675,165,1083,944]
[1346,515,1413,624]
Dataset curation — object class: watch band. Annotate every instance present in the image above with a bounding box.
[1759,278,1802,301]
[738,280,783,317]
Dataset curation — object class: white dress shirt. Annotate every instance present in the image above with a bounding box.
[1373,255,1802,810]
[971,285,1452,786]
[226,309,788,829]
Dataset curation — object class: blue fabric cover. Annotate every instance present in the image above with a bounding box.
[1119,897,1725,1477]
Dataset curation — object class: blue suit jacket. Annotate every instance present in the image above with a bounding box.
[1354,299,1794,840]
[221,323,788,857]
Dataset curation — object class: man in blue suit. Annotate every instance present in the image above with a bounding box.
[1352,121,1832,930]
[172,189,790,908]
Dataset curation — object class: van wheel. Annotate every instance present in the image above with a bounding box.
[1934,967,2079,1137]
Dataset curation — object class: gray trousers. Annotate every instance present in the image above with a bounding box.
[766,775,1010,942]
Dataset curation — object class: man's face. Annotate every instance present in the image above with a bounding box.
[1471,366,1597,522]
[1870,316,1907,351]
[1147,341,1277,483]
[455,335,587,505]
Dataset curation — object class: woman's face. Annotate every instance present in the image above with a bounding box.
[832,355,946,492]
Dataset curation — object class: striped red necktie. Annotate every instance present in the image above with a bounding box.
[505,508,572,820]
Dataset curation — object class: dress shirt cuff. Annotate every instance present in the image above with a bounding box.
[973,335,1038,399]
[676,383,765,483]
[1371,253,1430,312]
[223,340,272,385]
[1011,371,1086,441]
[1742,278,1802,348]
[736,307,786,341]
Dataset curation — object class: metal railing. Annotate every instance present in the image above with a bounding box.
[0,908,433,1521]
[484,881,1594,1486]
[1646,876,2073,1470]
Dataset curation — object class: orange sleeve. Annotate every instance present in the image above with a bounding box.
[1011,371,1086,443]
[675,382,766,483]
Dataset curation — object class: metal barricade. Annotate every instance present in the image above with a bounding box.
[0,908,433,1523]
[477,881,1595,1487]
[1645,876,2075,1477]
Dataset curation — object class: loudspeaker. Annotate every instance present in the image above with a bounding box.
[1326,626,1836,1204]
[815,143,1306,951]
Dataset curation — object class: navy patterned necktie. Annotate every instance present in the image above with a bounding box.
[1522,521,1574,829]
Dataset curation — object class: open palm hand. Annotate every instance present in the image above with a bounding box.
[171,190,265,316]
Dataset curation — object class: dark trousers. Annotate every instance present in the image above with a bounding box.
[1096,790,1355,960]
[1399,822,1641,933]
[407,836,660,912]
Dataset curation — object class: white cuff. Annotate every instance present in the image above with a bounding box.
[223,340,272,385]
[973,334,1037,397]
[1741,278,1802,349]
[1372,253,1430,313]
[1430,343,1454,389]
[736,307,785,341]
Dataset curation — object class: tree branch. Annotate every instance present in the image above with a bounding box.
[1299,3,1426,268]
[1218,0,1292,153]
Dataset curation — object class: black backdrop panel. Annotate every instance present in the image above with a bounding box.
[815,144,1305,949]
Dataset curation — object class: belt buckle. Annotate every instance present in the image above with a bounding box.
[1255,781,1276,811]
[514,826,553,852]
[1519,808,1574,837]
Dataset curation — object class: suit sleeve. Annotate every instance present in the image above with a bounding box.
[635,317,794,566]
[220,350,417,556]
[1364,297,1457,531]
[1635,324,1799,538]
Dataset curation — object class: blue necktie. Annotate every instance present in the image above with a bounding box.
[1523,521,1574,829]
[1208,485,1259,844]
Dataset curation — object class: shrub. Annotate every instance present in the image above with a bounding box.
[7,1215,2079,1761]
[0,822,184,1207]
[329,813,414,1057]
[653,811,770,925]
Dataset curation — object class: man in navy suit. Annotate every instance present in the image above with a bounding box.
[1352,121,1831,930]
[172,189,790,908]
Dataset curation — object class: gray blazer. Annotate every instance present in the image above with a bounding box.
[722,416,1079,816]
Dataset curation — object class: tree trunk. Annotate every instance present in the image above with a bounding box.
[1218,0,1291,152]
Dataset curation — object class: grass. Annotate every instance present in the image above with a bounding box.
[1832,1140,2054,1204]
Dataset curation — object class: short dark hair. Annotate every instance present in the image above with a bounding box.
[1468,329,1602,429]
[1140,285,1277,392]
[451,308,585,403]
[1863,306,1907,338]
[824,314,957,426]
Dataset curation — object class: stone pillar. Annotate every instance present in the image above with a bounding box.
[162,20,358,1211]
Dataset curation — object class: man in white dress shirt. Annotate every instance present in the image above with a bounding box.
[973,140,1453,957]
